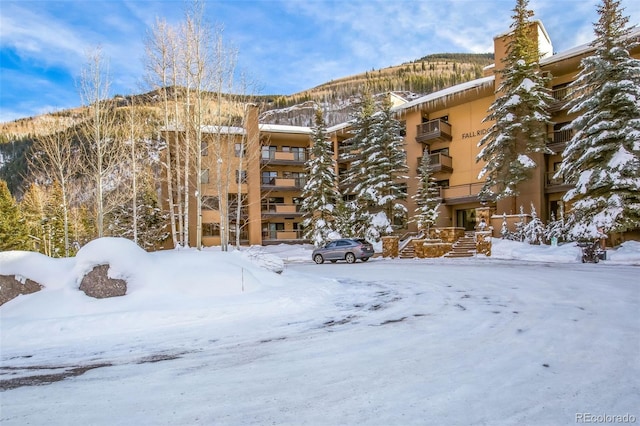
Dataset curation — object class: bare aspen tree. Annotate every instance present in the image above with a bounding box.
[169,31,186,247]
[211,26,239,252]
[78,47,121,238]
[182,0,211,250]
[29,116,79,256]
[144,18,179,247]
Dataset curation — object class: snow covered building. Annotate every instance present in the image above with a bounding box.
[333,20,640,242]
[167,19,639,248]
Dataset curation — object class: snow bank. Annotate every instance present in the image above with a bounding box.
[0,250,73,290]
[491,238,582,263]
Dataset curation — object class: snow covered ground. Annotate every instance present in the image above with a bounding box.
[1,238,639,425]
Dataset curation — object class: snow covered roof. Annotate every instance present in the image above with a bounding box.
[541,26,640,66]
[201,125,246,135]
[327,120,354,134]
[393,76,495,114]
[258,123,312,134]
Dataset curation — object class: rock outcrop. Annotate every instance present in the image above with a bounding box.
[79,264,127,299]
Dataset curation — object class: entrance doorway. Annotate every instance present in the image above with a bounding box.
[456,208,477,231]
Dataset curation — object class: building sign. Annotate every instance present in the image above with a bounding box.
[462,127,491,139]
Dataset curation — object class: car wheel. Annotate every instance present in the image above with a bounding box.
[345,253,356,264]
[314,254,324,264]
[361,257,369,262]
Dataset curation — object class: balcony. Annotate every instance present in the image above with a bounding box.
[418,153,453,174]
[439,182,486,205]
[416,119,453,144]
[262,230,309,244]
[261,203,303,217]
[549,86,570,113]
[545,171,574,193]
[338,144,361,163]
[261,177,307,191]
[546,128,572,153]
[261,150,307,165]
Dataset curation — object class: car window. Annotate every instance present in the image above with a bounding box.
[337,240,350,246]
[326,242,337,248]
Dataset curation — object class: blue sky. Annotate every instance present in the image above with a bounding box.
[1,0,639,123]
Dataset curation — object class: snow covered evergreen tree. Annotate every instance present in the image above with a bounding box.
[0,179,30,251]
[301,108,341,246]
[523,203,545,245]
[412,150,441,233]
[512,205,527,242]
[556,0,640,240]
[477,0,553,205]
[343,93,408,239]
[544,210,568,244]
[107,181,169,250]
[500,213,510,239]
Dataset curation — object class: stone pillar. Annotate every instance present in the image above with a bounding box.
[382,236,399,258]
[475,206,492,235]
[412,239,425,258]
[476,231,492,256]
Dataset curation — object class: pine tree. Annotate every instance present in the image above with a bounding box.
[0,179,30,251]
[301,108,341,246]
[513,205,527,242]
[412,150,441,233]
[341,91,378,238]
[343,93,408,239]
[523,203,545,245]
[544,208,568,244]
[21,183,66,257]
[477,0,553,204]
[500,213,510,239]
[106,176,169,250]
[556,0,640,240]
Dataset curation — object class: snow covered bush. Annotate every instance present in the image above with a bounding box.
[523,203,545,245]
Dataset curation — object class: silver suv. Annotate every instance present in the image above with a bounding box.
[312,238,374,264]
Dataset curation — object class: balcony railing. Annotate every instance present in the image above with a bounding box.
[261,203,303,216]
[549,86,570,112]
[438,182,486,204]
[416,119,453,144]
[545,171,574,190]
[262,230,306,241]
[418,153,453,173]
[261,150,307,165]
[546,128,573,153]
[261,177,307,189]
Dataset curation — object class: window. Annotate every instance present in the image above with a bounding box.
[202,223,220,237]
[235,143,245,157]
[262,171,277,185]
[396,183,408,200]
[229,194,248,217]
[201,141,208,156]
[292,147,306,161]
[431,148,449,155]
[435,180,449,187]
[201,169,209,184]
[236,170,247,183]
[262,146,276,160]
[399,121,406,137]
[262,197,284,212]
[264,222,284,239]
[202,196,219,210]
[288,172,306,187]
